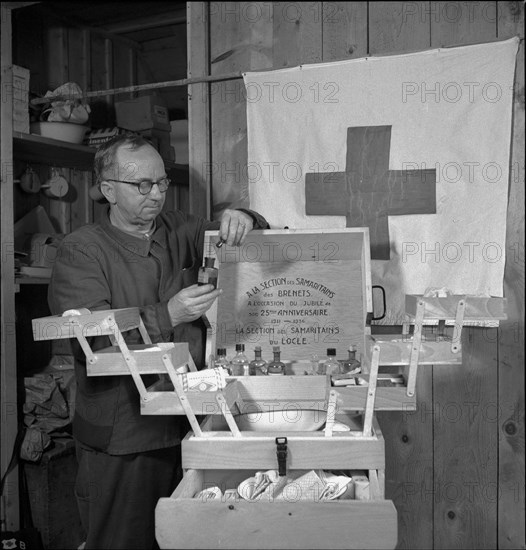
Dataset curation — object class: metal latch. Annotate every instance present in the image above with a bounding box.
[275,437,288,476]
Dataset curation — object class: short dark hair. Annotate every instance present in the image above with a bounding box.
[94,132,154,183]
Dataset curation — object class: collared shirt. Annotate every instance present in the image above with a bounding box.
[48,205,268,454]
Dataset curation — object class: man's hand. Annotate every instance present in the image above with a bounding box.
[167,284,222,326]
[219,209,254,246]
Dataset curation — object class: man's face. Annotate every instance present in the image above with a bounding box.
[105,143,167,226]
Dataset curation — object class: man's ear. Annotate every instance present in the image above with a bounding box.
[100,180,116,204]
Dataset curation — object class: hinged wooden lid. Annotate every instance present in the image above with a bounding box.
[203,228,372,363]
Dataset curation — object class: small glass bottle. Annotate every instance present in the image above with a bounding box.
[267,346,286,375]
[198,257,218,288]
[230,344,250,376]
[249,345,268,375]
[340,345,361,374]
[322,348,340,375]
[214,347,231,375]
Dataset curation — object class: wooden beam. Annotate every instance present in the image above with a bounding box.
[29,70,244,105]
[101,13,186,34]
[38,6,142,51]
[497,2,525,548]
[0,3,20,531]
[3,2,39,8]
[187,2,210,218]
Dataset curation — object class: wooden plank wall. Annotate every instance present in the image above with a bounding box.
[189,2,525,548]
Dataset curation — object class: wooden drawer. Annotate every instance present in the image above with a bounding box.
[156,469,398,549]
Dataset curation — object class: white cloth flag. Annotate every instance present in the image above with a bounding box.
[244,38,519,323]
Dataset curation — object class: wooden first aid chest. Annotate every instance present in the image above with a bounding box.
[31,228,506,550]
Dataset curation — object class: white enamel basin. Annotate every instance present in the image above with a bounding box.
[234,409,327,432]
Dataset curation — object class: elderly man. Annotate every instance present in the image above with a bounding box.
[48,133,268,549]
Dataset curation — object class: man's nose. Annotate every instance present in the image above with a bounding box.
[149,183,163,199]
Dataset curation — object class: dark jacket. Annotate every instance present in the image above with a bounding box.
[48,205,268,454]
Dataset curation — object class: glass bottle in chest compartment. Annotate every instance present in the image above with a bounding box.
[322,348,340,375]
[230,344,250,376]
[249,345,268,375]
[198,257,218,288]
[340,345,361,374]
[267,346,286,375]
[214,347,231,375]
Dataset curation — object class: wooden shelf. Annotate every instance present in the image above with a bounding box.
[15,277,50,285]
[13,131,96,171]
[14,132,190,177]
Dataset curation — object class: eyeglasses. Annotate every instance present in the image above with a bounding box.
[105,177,171,195]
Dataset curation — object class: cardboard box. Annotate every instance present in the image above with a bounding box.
[13,64,30,101]
[13,64,30,133]
[115,95,171,132]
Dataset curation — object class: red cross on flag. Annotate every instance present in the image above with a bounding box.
[244,38,519,323]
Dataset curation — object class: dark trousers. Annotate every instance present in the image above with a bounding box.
[75,443,182,550]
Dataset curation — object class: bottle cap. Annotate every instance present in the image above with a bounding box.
[204,257,216,268]
[273,346,280,352]
[327,348,336,355]
[236,344,245,351]
[255,345,261,351]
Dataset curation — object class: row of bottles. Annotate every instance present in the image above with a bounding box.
[213,344,286,376]
[210,344,360,376]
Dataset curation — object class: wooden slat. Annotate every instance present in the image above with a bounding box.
[87,343,190,376]
[434,328,498,549]
[183,432,386,470]
[43,24,71,233]
[367,334,463,365]
[157,493,397,549]
[32,307,142,340]
[233,375,328,401]
[209,2,274,217]
[336,386,417,411]
[377,367,434,549]
[0,3,20,530]
[430,1,496,47]
[142,381,241,417]
[497,3,525,549]
[272,1,322,67]
[89,33,111,129]
[322,2,368,61]
[405,295,508,321]
[428,8,500,549]
[369,1,430,54]
[367,4,433,548]
[187,1,210,218]
[113,42,136,101]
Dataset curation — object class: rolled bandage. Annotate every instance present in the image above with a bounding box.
[62,308,91,316]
